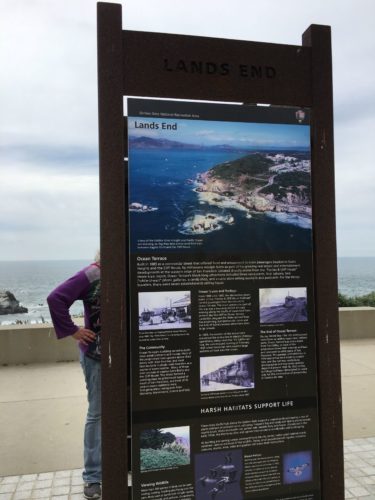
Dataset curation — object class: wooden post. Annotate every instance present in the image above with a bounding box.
[303,25,344,500]
[97,3,128,499]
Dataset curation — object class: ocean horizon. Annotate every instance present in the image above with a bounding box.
[0,257,374,325]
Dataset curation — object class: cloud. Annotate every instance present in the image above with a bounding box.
[1,0,375,258]
[1,142,98,172]
[0,164,99,260]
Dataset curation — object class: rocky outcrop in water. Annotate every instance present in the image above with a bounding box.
[0,291,28,315]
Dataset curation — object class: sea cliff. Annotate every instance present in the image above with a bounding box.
[197,152,311,218]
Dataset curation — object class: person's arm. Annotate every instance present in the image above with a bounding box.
[47,269,96,345]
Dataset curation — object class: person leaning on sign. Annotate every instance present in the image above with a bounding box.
[47,251,102,500]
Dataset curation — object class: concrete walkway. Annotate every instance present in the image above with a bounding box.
[0,338,375,498]
[341,339,375,438]
[0,362,86,476]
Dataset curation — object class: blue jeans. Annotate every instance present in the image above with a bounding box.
[80,351,102,483]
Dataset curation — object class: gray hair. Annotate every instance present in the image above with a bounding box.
[95,249,101,263]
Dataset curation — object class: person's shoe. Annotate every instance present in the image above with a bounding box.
[84,482,101,499]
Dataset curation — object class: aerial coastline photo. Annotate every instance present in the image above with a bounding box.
[128,102,312,254]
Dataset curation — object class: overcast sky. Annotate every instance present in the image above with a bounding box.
[1,0,374,260]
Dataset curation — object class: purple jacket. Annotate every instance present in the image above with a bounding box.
[47,263,101,361]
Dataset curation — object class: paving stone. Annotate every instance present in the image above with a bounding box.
[346,452,363,461]
[37,473,54,480]
[0,483,17,494]
[71,484,83,493]
[349,485,371,497]
[346,477,362,488]
[71,476,83,486]
[51,485,70,496]
[32,488,51,499]
[17,482,35,492]
[0,493,13,500]
[361,476,375,485]
[34,479,52,489]
[354,438,370,445]
[361,445,375,452]
[348,468,367,478]
[21,474,37,482]
[53,477,70,487]
[350,445,364,452]
[13,491,33,500]
[1,475,20,484]
[54,470,71,478]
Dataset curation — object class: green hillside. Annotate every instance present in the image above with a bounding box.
[140,448,190,470]
[210,153,273,181]
[260,171,311,202]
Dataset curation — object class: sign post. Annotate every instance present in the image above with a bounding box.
[97,3,343,499]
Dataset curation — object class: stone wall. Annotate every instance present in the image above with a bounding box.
[338,307,375,340]
[0,320,83,365]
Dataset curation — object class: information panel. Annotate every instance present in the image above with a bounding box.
[128,98,321,500]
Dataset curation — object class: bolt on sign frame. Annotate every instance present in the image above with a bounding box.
[97,2,344,499]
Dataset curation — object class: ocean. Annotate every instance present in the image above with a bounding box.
[0,257,374,326]
[0,260,87,325]
[337,257,375,298]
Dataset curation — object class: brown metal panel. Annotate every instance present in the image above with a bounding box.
[123,30,312,106]
[97,3,128,499]
[303,25,344,500]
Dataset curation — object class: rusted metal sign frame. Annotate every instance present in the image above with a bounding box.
[97,2,343,499]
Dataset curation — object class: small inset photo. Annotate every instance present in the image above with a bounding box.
[140,426,190,471]
[200,354,255,392]
[138,291,191,330]
[195,449,243,500]
[283,450,313,484]
[259,287,308,324]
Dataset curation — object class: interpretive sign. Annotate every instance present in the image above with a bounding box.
[97,3,344,499]
[127,98,320,499]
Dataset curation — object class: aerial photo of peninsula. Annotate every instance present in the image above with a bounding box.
[128,103,312,254]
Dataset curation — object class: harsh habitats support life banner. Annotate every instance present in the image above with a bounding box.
[127,98,320,500]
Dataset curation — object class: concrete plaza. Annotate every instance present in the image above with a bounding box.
[0,338,375,499]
